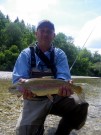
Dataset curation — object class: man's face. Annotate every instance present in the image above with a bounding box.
[35,27,55,46]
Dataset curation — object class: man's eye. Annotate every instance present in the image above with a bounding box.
[40,30,52,34]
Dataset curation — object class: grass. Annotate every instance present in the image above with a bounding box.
[0,79,21,113]
[0,80,21,134]
[0,79,11,98]
[0,79,12,110]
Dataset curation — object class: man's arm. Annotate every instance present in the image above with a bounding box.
[55,48,73,96]
[12,48,36,99]
[12,48,31,84]
[55,48,71,80]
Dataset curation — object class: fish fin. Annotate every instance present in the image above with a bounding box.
[47,95,53,102]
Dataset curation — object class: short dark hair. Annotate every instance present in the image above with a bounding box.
[36,20,55,31]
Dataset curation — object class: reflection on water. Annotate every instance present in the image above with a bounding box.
[73,78,101,105]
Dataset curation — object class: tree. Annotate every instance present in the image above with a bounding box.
[71,48,92,75]
[53,33,78,67]
[53,33,67,48]
[92,51,101,63]
[5,23,23,49]
[0,45,19,71]
[14,17,19,23]
[0,11,10,47]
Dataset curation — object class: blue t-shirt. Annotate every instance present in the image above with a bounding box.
[12,46,71,83]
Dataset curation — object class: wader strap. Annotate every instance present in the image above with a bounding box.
[29,46,36,68]
[35,46,57,78]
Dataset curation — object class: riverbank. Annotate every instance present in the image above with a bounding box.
[0,72,101,135]
[0,71,100,80]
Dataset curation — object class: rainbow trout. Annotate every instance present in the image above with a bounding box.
[9,78,83,96]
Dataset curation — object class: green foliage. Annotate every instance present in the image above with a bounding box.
[53,33,67,48]
[54,33,78,67]
[9,45,20,53]
[0,11,36,71]
[71,48,92,75]
[90,62,101,77]
[72,56,91,76]
[0,52,5,63]
[5,23,23,49]
[92,51,101,63]
[0,45,19,71]
[0,11,10,47]
[54,33,101,76]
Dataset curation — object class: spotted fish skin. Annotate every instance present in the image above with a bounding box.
[9,78,83,96]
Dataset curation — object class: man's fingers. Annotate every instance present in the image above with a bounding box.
[68,80,73,84]
[62,86,67,96]
[19,78,27,83]
[58,85,73,97]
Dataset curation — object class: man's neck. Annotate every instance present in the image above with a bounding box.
[37,43,52,52]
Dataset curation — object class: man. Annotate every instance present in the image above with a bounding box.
[12,20,88,135]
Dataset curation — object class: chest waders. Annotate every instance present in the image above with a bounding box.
[29,45,57,79]
[28,46,57,135]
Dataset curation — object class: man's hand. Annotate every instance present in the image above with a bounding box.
[18,78,37,99]
[58,80,74,97]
